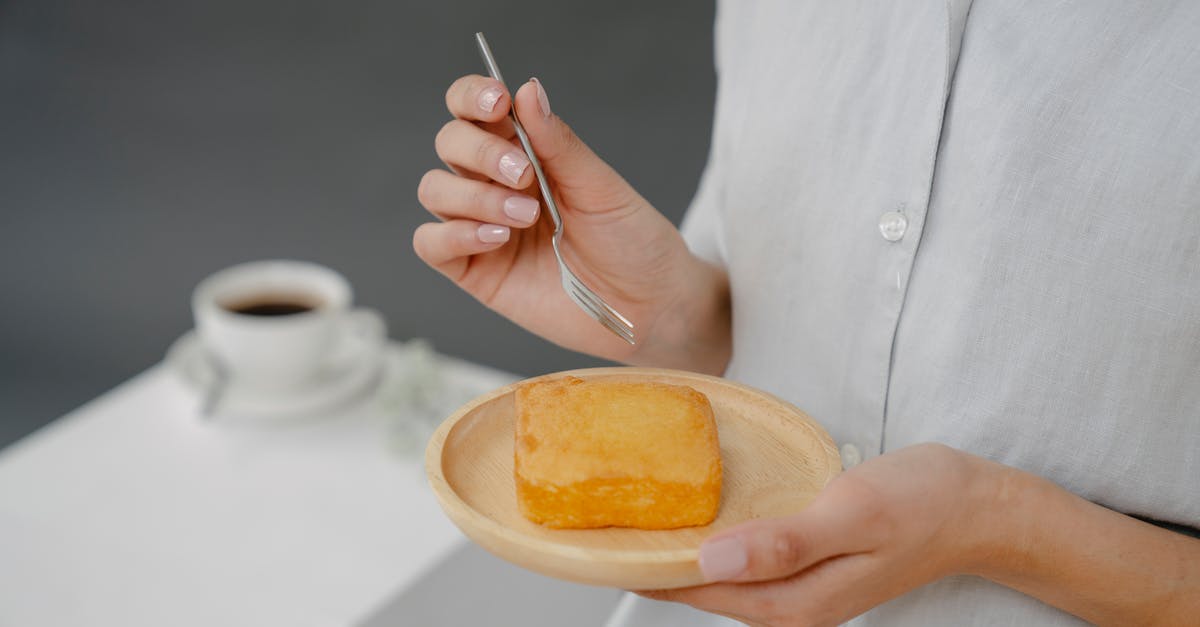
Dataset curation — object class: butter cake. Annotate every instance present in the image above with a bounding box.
[514,376,722,529]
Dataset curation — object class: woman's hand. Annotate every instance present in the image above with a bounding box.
[640,444,993,626]
[414,75,729,371]
[640,443,1200,626]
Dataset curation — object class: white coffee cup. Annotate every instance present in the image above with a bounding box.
[192,260,385,390]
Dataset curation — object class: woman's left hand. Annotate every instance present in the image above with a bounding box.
[639,443,1003,627]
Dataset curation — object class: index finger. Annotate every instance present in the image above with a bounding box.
[446,74,511,123]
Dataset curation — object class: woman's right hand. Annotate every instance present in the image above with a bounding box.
[414,75,730,372]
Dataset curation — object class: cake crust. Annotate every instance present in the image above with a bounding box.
[514,376,722,529]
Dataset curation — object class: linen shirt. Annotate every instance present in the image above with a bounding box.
[613,0,1200,625]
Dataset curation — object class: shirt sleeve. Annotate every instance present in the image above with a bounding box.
[680,0,732,269]
[680,142,727,269]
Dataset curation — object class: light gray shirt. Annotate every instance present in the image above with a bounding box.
[614,0,1200,624]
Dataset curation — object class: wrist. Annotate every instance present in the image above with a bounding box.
[948,454,1200,625]
[954,455,1058,586]
[627,254,731,375]
[943,453,1037,579]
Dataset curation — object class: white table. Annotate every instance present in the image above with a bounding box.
[0,344,518,627]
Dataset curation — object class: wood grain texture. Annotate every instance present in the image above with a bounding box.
[425,367,841,590]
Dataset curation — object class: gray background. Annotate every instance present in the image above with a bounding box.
[0,0,717,448]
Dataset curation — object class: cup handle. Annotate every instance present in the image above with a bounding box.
[324,308,388,373]
[347,307,387,342]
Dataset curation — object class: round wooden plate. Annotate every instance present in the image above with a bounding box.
[424,367,841,590]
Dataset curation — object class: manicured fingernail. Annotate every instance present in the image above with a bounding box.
[531,77,551,118]
[699,536,746,582]
[478,86,503,113]
[498,150,530,186]
[503,196,539,224]
[477,224,510,244]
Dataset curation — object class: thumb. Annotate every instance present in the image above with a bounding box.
[512,78,631,206]
[697,510,847,583]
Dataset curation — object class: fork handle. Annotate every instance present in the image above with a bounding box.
[475,32,564,234]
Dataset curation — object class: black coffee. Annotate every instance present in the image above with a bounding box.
[224,295,321,317]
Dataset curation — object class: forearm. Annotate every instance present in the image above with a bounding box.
[626,255,731,376]
[970,461,1200,625]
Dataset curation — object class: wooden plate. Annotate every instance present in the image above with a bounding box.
[424,367,841,590]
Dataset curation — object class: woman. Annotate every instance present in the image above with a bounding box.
[414,1,1200,624]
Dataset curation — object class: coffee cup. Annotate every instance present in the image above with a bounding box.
[192,260,385,390]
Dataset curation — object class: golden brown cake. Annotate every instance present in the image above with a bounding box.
[514,376,722,529]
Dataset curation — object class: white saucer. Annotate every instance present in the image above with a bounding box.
[165,328,385,421]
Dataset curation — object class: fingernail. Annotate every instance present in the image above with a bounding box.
[531,77,551,118]
[478,86,503,113]
[503,196,539,224]
[699,536,747,582]
[477,224,510,244]
[498,150,530,186]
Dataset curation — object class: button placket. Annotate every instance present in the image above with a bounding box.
[877,203,922,456]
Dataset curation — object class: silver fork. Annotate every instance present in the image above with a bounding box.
[474,32,635,345]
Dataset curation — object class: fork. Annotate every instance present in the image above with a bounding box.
[474,32,635,345]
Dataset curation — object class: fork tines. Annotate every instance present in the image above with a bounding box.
[563,272,635,344]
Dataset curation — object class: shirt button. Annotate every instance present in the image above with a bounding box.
[878,211,908,242]
[840,443,862,468]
